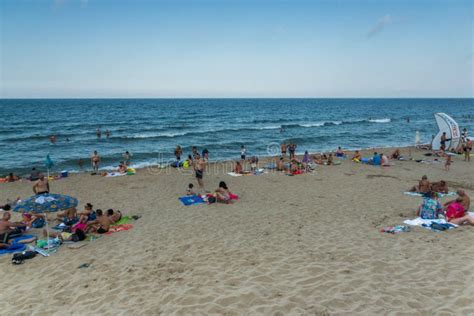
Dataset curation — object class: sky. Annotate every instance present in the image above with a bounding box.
[0,0,473,98]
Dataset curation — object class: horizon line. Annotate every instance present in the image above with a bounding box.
[1,96,473,100]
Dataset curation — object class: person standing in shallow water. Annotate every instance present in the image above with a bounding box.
[105,129,110,138]
[96,128,101,139]
[91,151,100,174]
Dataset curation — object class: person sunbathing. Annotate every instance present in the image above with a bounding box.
[352,150,362,162]
[335,147,345,158]
[86,209,111,234]
[445,191,474,225]
[409,175,430,194]
[0,212,25,243]
[312,154,324,165]
[234,161,243,174]
[77,203,96,221]
[6,173,19,182]
[416,191,443,219]
[106,209,122,223]
[431,181,449,194]
[118,162,127,174]
[391,149,401,160]
[381,153,390,166]
[215,181,234,203]
[57,207,78,223]
[327,153,334,165]
[43,216,87,241]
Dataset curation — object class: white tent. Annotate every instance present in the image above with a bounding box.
[431,113,461,150]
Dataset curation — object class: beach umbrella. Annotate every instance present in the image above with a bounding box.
[13,193,78,214]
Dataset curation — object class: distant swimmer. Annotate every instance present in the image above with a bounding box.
[407,117,410,123]
[105,129,110,138]
[49,135,56,144]
[96,128,101,139]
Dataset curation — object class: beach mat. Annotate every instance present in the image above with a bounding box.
[227,172,243,177]
[179,195,205,206]
[403,218,457,230]
[11,234,37,244]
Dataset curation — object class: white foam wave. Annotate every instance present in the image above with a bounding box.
[369,118,391,123]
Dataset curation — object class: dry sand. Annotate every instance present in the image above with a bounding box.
[1,147,473,315]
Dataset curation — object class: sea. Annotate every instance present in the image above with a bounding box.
[0,98,473,176]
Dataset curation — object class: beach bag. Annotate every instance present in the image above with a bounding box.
[32,217,45,229]
[12,251,36,265]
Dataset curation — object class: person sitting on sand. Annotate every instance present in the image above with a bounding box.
[381,153,390,166]
[335,147,345,158]
[409,175,431,194]
[77,203,96,221]
[187,183,195,195]
[6,173,19,182]
[0,212,25,243]
[416,191,443,220]
[106,209,122,224]
[431,181,449,194]
[57,207,79,226]
[215,181,235,203]
[391,149,401,160]
[327,153,333,166]
[444,190,474,225]
[86,209,111,234]
[234,161,243,174]
[352,150,362,162]
[33,174,49,195]
[118,162,127,174]
[370,152,381,166]
[310,154,321,165]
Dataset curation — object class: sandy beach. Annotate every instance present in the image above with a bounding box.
[1,146,473,315]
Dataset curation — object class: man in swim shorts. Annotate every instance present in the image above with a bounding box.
[281,143,287,156]
[87,209,111,234]
[91,150,100,174]
[33,174,50,194]
[194,154,205,190]
[0,212,24,243]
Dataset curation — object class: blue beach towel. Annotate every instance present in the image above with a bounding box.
[179,195,205,206]
[10,234,36,244]
[0,243,26,255]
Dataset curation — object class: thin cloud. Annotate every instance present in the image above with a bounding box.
[367,14,393,38]
[53,0,89,9]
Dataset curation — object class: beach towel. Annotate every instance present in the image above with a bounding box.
[105,172,127,177]
[403,191,457,198]
[179,195,205,206]
[403,218,457,230]
[227,172,243,177]
[11,234,36,244]
[105,224,133,235]
[113,216,132,225]
[0,243,26,255]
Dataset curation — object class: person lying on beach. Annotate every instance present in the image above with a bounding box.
[187,183,196,195]
[44,217,87,242]
[33,174,49,195]
[276,157,285,171]
[86,209,111,234]
[215,181,235,204]
[336,147,345,158]
[445,191,474,225]
[6,173,19,182]
[416,191,443,220]
[312,154,324,165]
[431,181,449,194]
[234,161,243,174]
[106,209,122,223]
[391,149,401,160]
[0,212,25,243]
[352,150,362,162]
[409,175,431,194]
[369,152,381,165]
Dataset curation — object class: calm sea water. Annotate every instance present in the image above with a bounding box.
[0,98,473,175]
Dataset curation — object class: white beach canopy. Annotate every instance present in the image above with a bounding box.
[431,113,461,150]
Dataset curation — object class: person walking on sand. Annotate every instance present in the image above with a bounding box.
[91,151,100,174]
[464,138,472,162]
[194,154,205,191]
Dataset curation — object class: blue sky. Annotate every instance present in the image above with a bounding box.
[1,0,472,98]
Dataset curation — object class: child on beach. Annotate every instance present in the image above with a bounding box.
[187,183,195,195]
[240,145,246,160]
[445,155,452,171]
